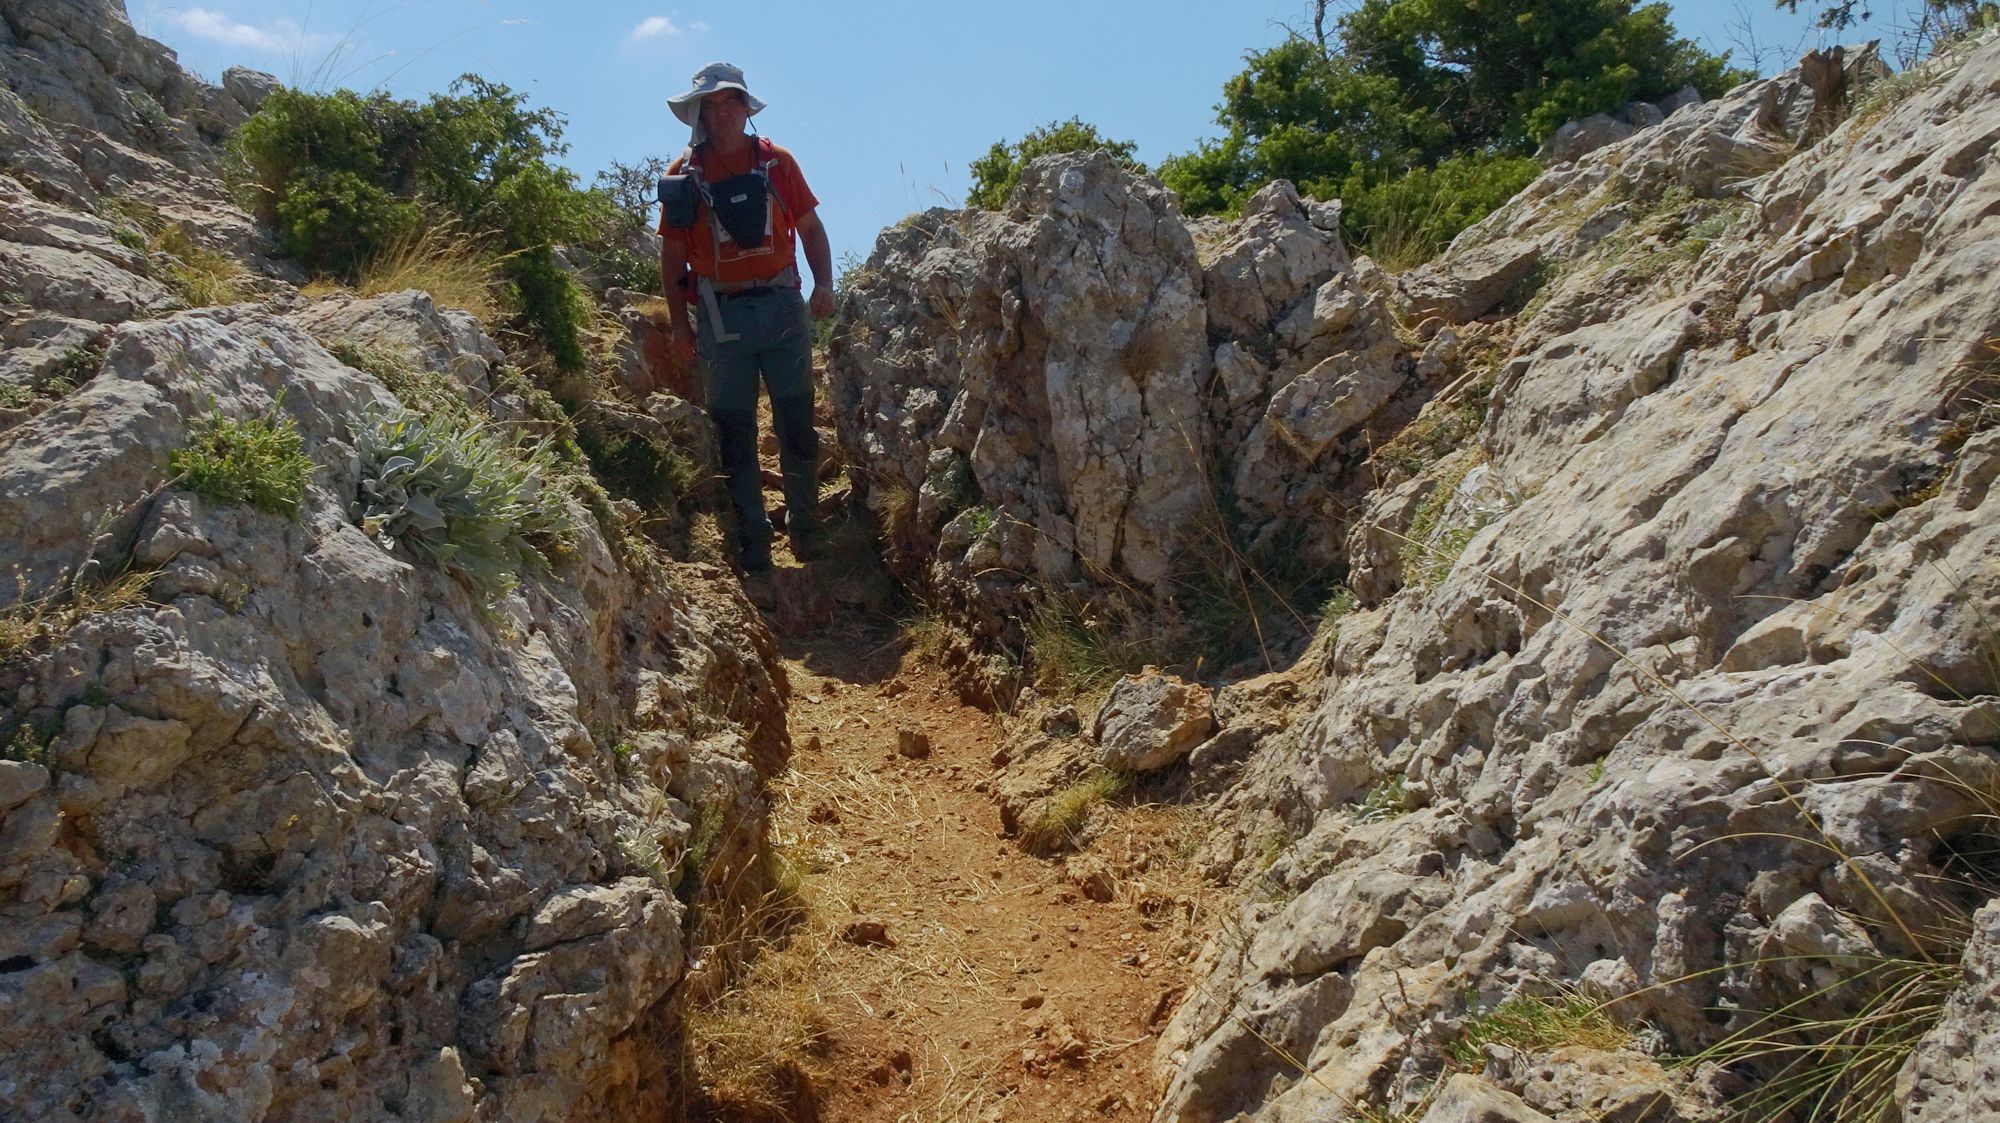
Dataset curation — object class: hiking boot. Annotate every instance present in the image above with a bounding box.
[791,528,831,563]
[741,568,777,611]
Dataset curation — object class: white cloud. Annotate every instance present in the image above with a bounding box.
[156,6,318,54]
[690,20,711,33]
[628,16,680,43]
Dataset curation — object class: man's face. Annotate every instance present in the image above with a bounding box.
[701,89,749,137]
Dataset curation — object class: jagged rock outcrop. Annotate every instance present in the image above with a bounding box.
[833,31,2000,1123]
[0,307,789,1121]
[1153,35,2000,1123]
[0,7,791,1122]
[830,156,1436,689]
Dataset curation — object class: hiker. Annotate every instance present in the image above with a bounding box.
[659,61,834,575]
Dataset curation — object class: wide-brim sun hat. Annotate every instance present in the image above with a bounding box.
[668,61,766,143]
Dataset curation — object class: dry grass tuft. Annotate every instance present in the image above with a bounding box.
[150,226,250,308]
[1,566,153,673]
[353,226,502,321]
[1023,590,1158,699]
[1020,768,1128,854]
[900,608,953,666]
[869,479,919,547]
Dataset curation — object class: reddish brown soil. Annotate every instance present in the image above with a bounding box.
[690,587,1208,1123]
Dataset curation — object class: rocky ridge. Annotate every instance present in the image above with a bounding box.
[831,34,2000,1123]
[1,4,791,1121]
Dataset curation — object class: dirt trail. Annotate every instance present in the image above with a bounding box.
[688,551,1210,1122]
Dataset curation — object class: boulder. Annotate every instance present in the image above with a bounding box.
[1419,1076,1554,1123]
[1537,113,1636,164]
[1092,670,1215,772]
[1900,902,2000,1123]
[221,66,279,114]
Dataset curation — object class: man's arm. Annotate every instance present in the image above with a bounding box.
[660,231,696,361]
[797,208,834,319]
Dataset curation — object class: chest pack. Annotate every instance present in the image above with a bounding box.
[657,137,787,251]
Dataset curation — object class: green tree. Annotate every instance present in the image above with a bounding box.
[967,118,1146,210]
[1160,0,1748,257]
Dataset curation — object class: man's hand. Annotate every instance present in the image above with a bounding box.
[669,324,697,367]
[808,287,834,320]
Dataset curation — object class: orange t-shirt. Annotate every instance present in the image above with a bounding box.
[661,138,818,286]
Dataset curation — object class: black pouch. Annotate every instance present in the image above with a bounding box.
[707,171,771,249]
[658,174,698,229]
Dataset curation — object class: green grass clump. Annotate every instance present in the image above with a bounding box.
[327,338,484,431]
[1449,993,1630,1071]
[1021,769,1127,854]
[1376,373,1496,477]
[1315,586,1357,644]
[0,341,104,410]
[169,405,314,517]
[351,408,578,601]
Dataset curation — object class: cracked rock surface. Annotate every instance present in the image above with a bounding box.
[0,6,792,1120]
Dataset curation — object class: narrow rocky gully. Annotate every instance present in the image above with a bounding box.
[682,409,1213,1123]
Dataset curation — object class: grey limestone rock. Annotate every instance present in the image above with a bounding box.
[1148,33,2000,1123]
[221,66,279,113]
[0,12,796,1112]
[1092,670,1217,772]
[1418,1075,1555,1123]
[1900,902,2000,1123]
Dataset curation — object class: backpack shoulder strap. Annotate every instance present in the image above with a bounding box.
[753,137,795,223]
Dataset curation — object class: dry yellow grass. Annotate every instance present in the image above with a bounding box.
[353,226,502,321]
[150,226,250,308]
[1,566,153,671]
[298,278,350,302]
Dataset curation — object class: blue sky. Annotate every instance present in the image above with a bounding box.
[133,1,1839,275]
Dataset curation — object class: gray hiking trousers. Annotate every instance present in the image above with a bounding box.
[697,285,819,570]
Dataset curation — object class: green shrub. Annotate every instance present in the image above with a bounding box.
[968,118,1146,210]
[0,714,60,770]
[576,422,698,516]
[169,405,314,517]
[230,78,621,373]
[351,408,578,600]
[1343,153,1543,268]
[505,247,591,373]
